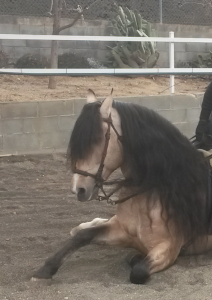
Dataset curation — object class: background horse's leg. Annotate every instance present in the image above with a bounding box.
[32,216,131,280]
[130,241,181,284]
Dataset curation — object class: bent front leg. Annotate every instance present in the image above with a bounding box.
[32,216,130,280]
[130,241,181,284]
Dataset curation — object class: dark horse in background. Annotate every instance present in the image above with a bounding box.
[32,89,212,284]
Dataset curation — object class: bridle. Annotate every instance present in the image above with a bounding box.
[73,114,139,205]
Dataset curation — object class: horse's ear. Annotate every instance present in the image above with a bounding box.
[100,89,113,118]
[87,89,97,103]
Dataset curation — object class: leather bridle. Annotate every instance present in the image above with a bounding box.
[73,114,139,205]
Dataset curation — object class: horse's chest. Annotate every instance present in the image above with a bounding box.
[116,198,170,252]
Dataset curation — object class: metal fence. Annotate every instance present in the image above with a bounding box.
[2,33,212,95]
[0,0,212,25]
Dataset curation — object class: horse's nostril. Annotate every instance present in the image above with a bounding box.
[77,188,87,202]
[78,188,86,196]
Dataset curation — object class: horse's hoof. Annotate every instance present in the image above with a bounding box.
[30,277,41,282]
[130,260,150,284]
[30,276,53,287]
[31,273,52,280]
[129,254,144,268]
[30,276,52,282]
[32,265,54,280]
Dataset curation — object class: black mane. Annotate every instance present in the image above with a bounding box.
[68,100,211,241]
[68,101,102,169]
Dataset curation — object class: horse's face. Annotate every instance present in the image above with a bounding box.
[71,89,123,202]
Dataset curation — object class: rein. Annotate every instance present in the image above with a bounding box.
[73,114,138,205]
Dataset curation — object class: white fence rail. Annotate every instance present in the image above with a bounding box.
[1,34,212,43]
[1,33,212,93]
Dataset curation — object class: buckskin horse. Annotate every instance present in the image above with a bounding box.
[32,89,212,284]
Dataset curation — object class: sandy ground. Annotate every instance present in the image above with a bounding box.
[0,75,211,102]
[1,154,212,300]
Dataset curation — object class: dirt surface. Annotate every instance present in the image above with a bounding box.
[1,154,212,300]
[0,75,211,102]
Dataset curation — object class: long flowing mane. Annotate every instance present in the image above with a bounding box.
[68,101,103,168]
[68,100,212,241]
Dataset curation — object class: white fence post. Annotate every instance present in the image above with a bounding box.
[169,31,175,94]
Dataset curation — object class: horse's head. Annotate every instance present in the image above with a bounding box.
[68,89,123,202]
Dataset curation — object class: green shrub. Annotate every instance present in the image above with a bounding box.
[0,50,8,68]
[15,54,50,68]
[58,52,90,68]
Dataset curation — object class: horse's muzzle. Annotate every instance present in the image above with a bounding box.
[75,185,99,202]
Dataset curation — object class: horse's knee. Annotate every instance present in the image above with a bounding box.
[146,242,180,274]
[130,256,150,284]
[70,218,108,236]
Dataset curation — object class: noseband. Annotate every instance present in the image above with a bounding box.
[73,114,137,204]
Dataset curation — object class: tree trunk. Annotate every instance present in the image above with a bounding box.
[47,0,83,89]
[48,40,58,89]
[48,0,61,89]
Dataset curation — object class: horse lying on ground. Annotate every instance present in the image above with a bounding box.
[32,89,212,284]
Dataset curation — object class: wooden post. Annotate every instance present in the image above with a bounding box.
[47,1,86,89]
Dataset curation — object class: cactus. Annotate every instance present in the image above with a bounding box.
[105,6,159,69]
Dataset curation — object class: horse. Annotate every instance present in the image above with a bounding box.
[32,89,212,284]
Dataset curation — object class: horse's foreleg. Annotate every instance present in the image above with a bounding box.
[32,225,107,280]
[70,217,108,236]
[130,241,181,284]
[32,216,130,280]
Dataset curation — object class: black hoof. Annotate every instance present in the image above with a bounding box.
[130,260,150,284]
[32,265,53,280]
[129,254,144,268]
[32,259,59,279]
